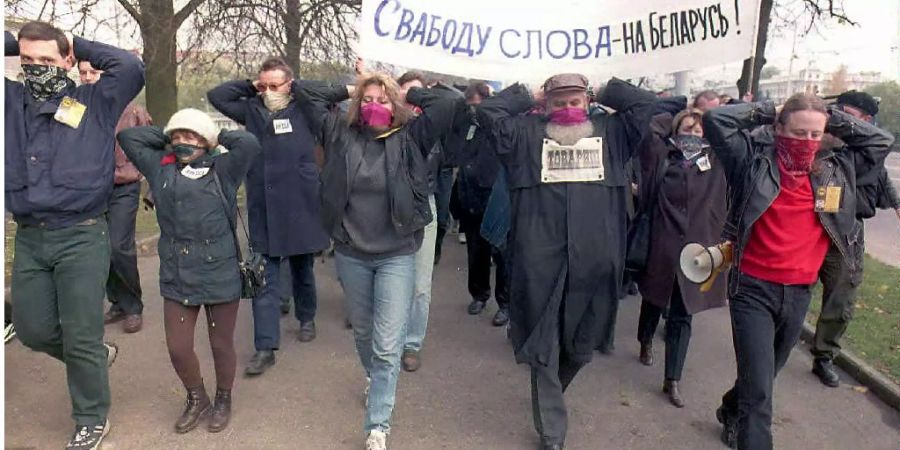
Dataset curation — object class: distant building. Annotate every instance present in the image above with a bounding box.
[712,68,883,103]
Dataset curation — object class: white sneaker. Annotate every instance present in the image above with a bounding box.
[458,233,467,244]
[365,429,387,450]
[104,342,118,367]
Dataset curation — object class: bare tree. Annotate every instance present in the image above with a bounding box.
[737,0,858,99]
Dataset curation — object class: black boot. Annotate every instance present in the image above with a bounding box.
[812,358,840,387]
[207,388,232,433]
[174,384,211,434]
[716,405,738,449]
[244,350,275,376]
[662,379,685,408]
[639,342,654,366]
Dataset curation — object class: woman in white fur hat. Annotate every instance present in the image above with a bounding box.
[117,108,260,434]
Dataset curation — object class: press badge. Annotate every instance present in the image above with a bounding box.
[696,156,712,172]
[181,166,210,180]
[53,96,86,129]
[814,186,842,213]
[273,119,293,134]
[540,137,604,183]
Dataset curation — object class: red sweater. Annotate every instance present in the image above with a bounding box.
[740,168,830,285]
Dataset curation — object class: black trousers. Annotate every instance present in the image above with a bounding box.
[637,281,692,381]
[530,333,586,446]
[812,243,859,361]
[106,182,143,315]
[460,211,509,307]
[719,273,812,450]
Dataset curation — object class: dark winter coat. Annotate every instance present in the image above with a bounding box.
[703,103,893,295]
[450,109,502,216]
[295,82,464,246]
[637,113,727,315]
[207,80,329,257]
[118,127,260,305]
[477,79,656,366]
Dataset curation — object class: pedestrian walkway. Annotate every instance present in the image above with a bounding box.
[5,242,899,449]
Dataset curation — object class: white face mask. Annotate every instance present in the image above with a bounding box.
[262,91,292,112]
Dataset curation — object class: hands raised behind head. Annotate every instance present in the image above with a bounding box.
[355,58,365,75]
[532,86,545,105]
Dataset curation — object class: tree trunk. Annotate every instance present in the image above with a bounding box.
[283,0,302,75]
[141,26,178,125]
[737,0,774,99]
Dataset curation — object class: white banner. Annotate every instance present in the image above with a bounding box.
[360,0,760,83]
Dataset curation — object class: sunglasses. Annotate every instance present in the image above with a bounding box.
[256,79,291,92]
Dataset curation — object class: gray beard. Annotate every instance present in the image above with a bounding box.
[545,121,595,146]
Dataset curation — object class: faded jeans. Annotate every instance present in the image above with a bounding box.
[405,195,437,352]
[335,251,416,433]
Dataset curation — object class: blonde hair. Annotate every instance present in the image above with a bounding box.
[346,72,414,129]
[672,108,704,136]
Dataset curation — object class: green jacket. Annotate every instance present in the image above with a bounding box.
[118,126,260,305]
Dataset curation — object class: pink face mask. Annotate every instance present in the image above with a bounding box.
[548,107,588,126]
[361,102,393,128]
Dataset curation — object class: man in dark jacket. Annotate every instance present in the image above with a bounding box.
[78,59,152,334]
[5,22,144,450]
[705,96,892,450]
[452,81,510,326]
[477,74,655,450]
[208,57,330,377]
[810,90,900,387]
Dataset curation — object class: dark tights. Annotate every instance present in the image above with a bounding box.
[164,300,240,390]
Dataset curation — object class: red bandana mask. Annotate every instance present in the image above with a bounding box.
[775,135,821,175]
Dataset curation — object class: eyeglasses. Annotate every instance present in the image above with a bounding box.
[256,79,291,92]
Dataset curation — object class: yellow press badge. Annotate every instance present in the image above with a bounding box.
[540,137,605,183]
[53,96,86,129]
[814,186,842,213]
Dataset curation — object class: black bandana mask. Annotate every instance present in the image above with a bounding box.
[670,135,709,160]
[22,64,75,102]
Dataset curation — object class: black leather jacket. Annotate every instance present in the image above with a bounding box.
[296,82,463,240]
[703,102,894,295]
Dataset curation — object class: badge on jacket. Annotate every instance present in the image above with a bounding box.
[696,155,712,172]
[540,137,605,183]
[181,166,210,180]
[53,96,86,129]
[815,186,842,213]
[273,119,293,134]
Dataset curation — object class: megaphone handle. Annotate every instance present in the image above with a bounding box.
[700,267,720,293]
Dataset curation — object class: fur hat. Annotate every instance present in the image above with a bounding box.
[164,108,219,147]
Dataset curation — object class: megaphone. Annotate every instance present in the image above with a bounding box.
[679,241,734,293]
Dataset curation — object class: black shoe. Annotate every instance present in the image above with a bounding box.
[244,350,275,376]
[298,320,316,342]
[662,379,685,408]
[540,442,564,450]
[716,405,737,449]
[492,307,509,326]
[280,297,292,315]
[207,388,232,433]
[639,342,654,366]
[174,384,211,434]
[627,282,639,296]
[467,300,487,315]
[812,358,840,387]
[66,420,109,450]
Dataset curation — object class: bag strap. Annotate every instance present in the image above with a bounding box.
[211,169,246,263]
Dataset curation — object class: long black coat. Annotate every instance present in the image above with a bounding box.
[207,80,329,257]
[477,79,655,366]
[118,127,260,305]
[637,113,727,314]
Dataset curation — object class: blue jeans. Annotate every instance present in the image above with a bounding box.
[335,251,415,433]
[251,253,317,351]
[405,195,437,352]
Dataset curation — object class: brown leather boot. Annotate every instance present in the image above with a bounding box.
[207,388,232,433]
[174,384,211,433]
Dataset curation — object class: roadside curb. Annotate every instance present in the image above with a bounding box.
[800,321,900,411]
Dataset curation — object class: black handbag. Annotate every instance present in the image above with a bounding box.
[625,157,669,273]
[211,170,266,299]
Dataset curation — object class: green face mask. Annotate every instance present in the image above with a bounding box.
[172,143,203,159]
